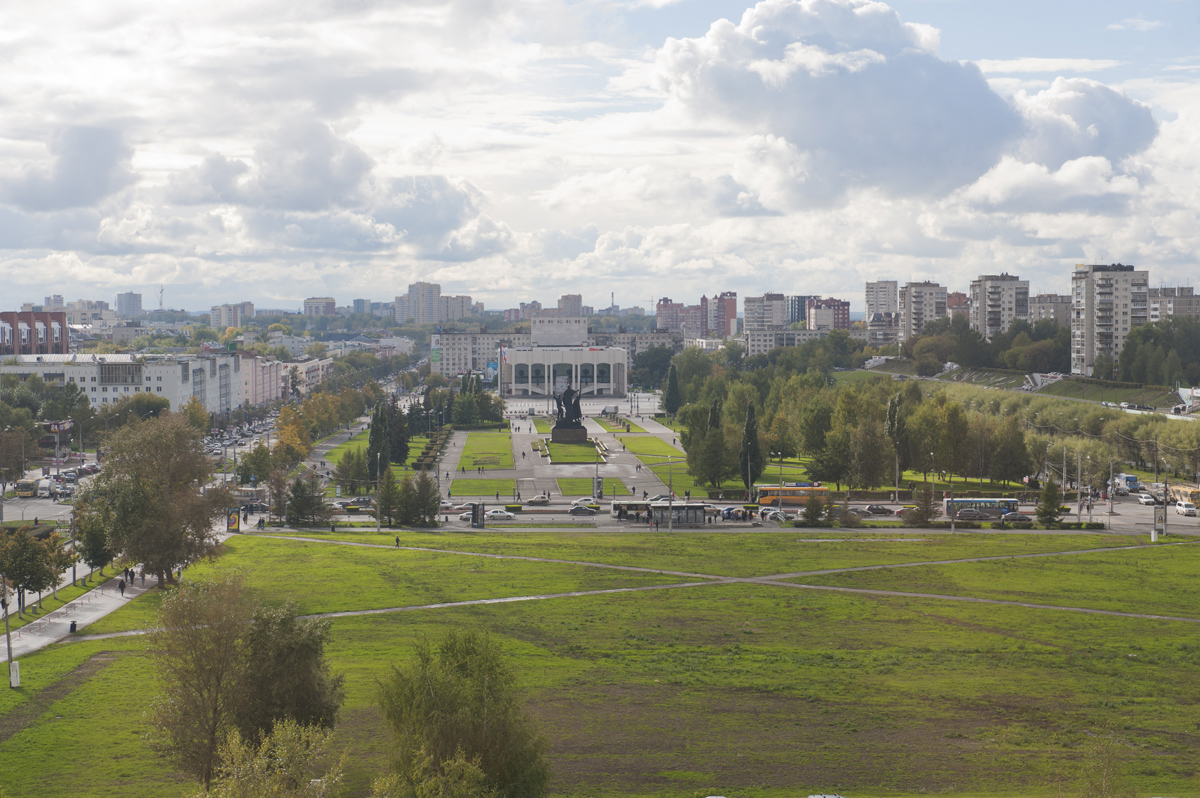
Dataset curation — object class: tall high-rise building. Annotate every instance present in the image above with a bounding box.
[864,281,898,317]
[440,295,475,321]
[898,281,947,341]
[44,295,64,308]
[703,292,738,339]
[656,298,684,331]
[116,291,142,317]
[1029,295,1072,327]
[558,294,583,317]
[352,298,371,315]
[1148,287,1200,323]
[784,295,815,326]
[395,283,440,325]
[1070,264,1148,376]
[968,273,1029,341]
[211,302,255,330]
[743,293,787,332]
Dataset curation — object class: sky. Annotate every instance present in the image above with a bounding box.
[1,0,1198,314]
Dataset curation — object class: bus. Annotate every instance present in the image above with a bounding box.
[942,497,1019,517]
[15,478,38,498]
[611,500,652,520]
[1170,485,1200,505]
[756,483,829,507]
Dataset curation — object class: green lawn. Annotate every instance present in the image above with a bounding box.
[6,527,1200,796]
[615,434,683,458]
[532,417,553,434]
[327,431,431,471]
[1040,378,1179,408]
[460,432,514,469]
[595,417,644,434]
[557,478,631,497]
[547,442,599,463]
[446,478,517,496]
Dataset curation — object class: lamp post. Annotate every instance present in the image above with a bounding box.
[376,451,382,535]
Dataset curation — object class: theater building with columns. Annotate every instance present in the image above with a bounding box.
[500,318,627,398]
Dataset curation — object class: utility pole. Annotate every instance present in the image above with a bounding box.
[1077,448,1082,524]
[376,451,382,535]
[2,570,13,688]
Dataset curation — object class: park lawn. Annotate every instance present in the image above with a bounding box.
[461,432,514,469]
[325,429,369,464]
[594,417,644,434]
[446,478,517,496]
[798,540,1200,618]
[557,478,631,497]
[532,417,553,434]
[10,569,1200,796]
[547,442,599,463]
[1040,377,1179,408]
[326,433,431,471]
[616,434,683,458]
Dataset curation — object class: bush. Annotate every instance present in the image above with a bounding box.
[504,504,522,512]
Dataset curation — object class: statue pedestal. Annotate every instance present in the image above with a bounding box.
[551,426,588,444]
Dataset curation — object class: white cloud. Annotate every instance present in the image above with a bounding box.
[0,127,134,211]
[975,58,1124,74]
[1107,18,1163,32]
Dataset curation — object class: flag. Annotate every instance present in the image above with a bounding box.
[501,345,507,363]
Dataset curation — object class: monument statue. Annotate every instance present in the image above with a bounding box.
[551,378,586,442]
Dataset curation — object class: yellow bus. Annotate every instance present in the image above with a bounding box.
[1169,484,1200,505]
[15,478,38,498]
[756,483,829,507]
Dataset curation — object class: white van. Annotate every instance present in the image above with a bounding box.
[36,478,54,498]
[1176,501,1196,517]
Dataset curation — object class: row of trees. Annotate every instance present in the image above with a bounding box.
[905,315,1071,376]
[0,528,76,617]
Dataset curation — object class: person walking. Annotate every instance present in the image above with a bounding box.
[395,536,400,548]
[118,578,126,597]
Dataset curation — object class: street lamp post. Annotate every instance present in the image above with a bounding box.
[376,451,382,535]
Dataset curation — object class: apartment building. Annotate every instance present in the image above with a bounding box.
[1148,287,1200,323]
[742,328,869,357]
[898,281,947,341]
[211,302,255,329]
[1029,294,1072,327]
[115,292,142,317]
[806,298,851,331]
[303,297,337,316]
[864,281,898,317]
[969,273,1029,340]
[0,311,70,356]
[784,295,816,326]
[1070,263,1148,375]
[743,293,787,332]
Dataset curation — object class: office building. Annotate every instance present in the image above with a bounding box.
[303,297,337,316]
[116,292,142,317]
[969,273,1029,340]
[1070,263,1148,375]
[898,281,947,341]
[1029,294,1072,327]
[864,281,898,317]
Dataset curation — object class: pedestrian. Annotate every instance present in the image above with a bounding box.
[140,570,145,586]
[395,536,400,548]
[118,578,126,597]
[496,491,500,501]
[33,516,38,525]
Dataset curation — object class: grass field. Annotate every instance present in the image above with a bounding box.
[460,432,514,469]
[594,417,644,434]
[1039,378,1179,408]
[615,434,683,458]
[547,442,599,463]
[327,430,431,471]
[557,478,631,497]
[7,528,1200,798]
[533,417,553,434]
[446,478,517,496]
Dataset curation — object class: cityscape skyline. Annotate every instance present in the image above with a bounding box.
[1,1,1198,309]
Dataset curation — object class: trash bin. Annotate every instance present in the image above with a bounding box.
[70,620,77,633]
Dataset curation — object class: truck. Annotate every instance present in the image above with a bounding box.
[1116,473,1139,490]
[36,478,54,498]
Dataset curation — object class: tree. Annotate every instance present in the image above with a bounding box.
[149,575,258,789]
[388,401,410,466]
[237,601,345,745]
[334,447,363,497]
[378,630,549,798]
[989,415,1030,486]
[181,396,211,434]
[1037,479,1065,527]
[0,529,56,617]
[800,497,825,526]
[413,472,441,525]
[286,476,334,527]
[738,401,764,490]
[850,419,892,490]
[397,475,419,526]
[368,404,391,481]
[901,484,941,527]
[76,413,231,585]
[75,497,117,579]
[372,748,497,798]
[378,467,401,526]
[198,720,344,798]
[151,577,345,791]
[630,345,673,389]
[236,441,273,486]
[662,363,683,416]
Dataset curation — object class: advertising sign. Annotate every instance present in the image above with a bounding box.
[486,361,498,379]
[554,376,570,393]
[430,334,441,363]
[227,510,240,532]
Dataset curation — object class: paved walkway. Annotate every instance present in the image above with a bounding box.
[5,570,153,659]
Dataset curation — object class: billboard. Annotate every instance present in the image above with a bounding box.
[430,334,441,364]
[555,376,570,393]
[227,510,240,532]
[486,361,498,379]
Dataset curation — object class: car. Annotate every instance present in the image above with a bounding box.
[485,509,516,521]
[647,494,671,502]
[242,502,269,513]
[571,496,601,507]
[525,493,551,506]
[864,504,895,515]
[1000,512,1031,522]
[955,508,989,521]
[458,511,474,521]
[1137,493,1157,506]
[1112,486,1129,496]
[765,510,792,522]
[1176,501,1197,516]
[568,505,596,516]
[439,500,455,510]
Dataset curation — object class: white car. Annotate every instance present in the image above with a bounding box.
[1176,501,1196,516]
[570,497,601,507]
[1137,493,1157,506]
[485,509,516,521]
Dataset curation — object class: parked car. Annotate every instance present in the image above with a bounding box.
[864,504,894,515]
[439,500,455,511]
[1000,512,1031,522]
[525,493,551,506]
[458,511,474,521]
[1137,493,1157,506]
[955,508,989,521]
[242,502,269,513]
[1176,501,1196,517]
[568,505,596,516]
[485,509,516,521]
